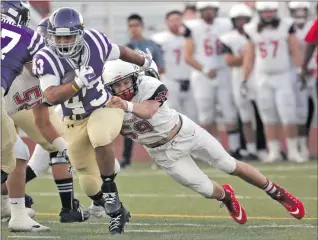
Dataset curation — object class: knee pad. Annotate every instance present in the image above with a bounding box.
[49,151,69,165]
[214,156,237,174]
[1,170,8,184]
[14,135,30,161]
[76,168,102,196]
[28,144,50,177]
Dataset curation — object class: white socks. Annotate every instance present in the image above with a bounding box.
[246,142,257,154]
[9,197,26,217]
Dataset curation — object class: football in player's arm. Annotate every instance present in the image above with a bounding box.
[37,44,151,106]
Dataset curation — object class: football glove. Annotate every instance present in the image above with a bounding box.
[74,66,96,88]
[138,48,153,72]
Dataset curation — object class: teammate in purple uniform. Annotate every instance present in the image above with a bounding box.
[1,0,49,232]
[32,7,153,235]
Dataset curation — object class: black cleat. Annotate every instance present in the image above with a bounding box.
[244,153,259,161]
[24,194,34,208]
[59,199,90,223]
[230,149,244,160]
[109,205,131,235]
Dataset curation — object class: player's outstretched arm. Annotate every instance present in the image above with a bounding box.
[32,104,67,153]
[108,96,160,119]
[117,45,151,70]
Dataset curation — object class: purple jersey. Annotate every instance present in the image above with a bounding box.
[1,22,45,94]
[33,29,113,117]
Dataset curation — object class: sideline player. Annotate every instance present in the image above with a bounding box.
[220,4,258,160]
[32,7,152,234]
[152,10,198,123]
[288,1,317,160]
[243,2,304,162]
[101,59,305,224]
[184,2,242,158]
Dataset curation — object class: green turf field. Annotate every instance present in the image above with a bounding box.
[2,161,317,240]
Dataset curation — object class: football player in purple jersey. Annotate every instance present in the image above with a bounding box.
[1,0,49,232]
[32,7,153,235]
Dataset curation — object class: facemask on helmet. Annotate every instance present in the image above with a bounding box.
[47,7,84,58]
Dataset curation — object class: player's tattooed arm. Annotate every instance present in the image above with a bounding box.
[44,82,79,105]
[118,45,148,67]
[242,40,255,81]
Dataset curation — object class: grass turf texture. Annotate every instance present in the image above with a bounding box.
[2,161,317,240]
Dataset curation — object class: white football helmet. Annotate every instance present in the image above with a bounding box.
[103,60,140,100]
[255,2,279,11]
[196,2,220,10]
[288,2,311,24]
[229,4,253,19]
[288,2,310,10]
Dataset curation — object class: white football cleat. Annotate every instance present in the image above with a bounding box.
[88,202,107,218]
[263,152,282,163]
[1,196,36,220]
[288,152,306,163]
[9,214,50,232]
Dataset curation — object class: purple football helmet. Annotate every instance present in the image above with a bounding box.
[1,0,30,26]
[37,17,49,38]
[47,7,85,58]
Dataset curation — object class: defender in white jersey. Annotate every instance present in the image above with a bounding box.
[184,2,242,157]
[152,10,197,123]
[243,2,304,163]
[99,59,305,224]
[288,1,317,160]
[220,4,258,160]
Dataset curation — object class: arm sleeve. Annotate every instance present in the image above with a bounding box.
[39,74,61,92]
[26,30,45,62]
[147,84,168,106]
[220,43,233,54]
[288,24,296,34]
[183,25,192,38]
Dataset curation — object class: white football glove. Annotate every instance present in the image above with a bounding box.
[138,48,153,72]
[74,66,96,88]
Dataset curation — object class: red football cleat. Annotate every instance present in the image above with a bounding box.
[269,184,305,220]
[221,184,247,224]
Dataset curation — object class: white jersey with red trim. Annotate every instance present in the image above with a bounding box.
[120,75,179,145]
[244,19,294,74]
[5,68,45,116]
[184,18,232,71]
[152,30,190,81]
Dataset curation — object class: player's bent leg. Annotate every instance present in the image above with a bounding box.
[1,91,17,176]
[49,151,89,223]
[27,144,50,181]
[6,139,49,231]
[87,107,130,234]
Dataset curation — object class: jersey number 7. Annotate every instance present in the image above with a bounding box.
[1,29,21,60]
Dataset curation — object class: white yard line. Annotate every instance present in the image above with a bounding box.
[46,221,316,229]
[28,192,318,200]
[38,164,317,179]
[8,237,60,239]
